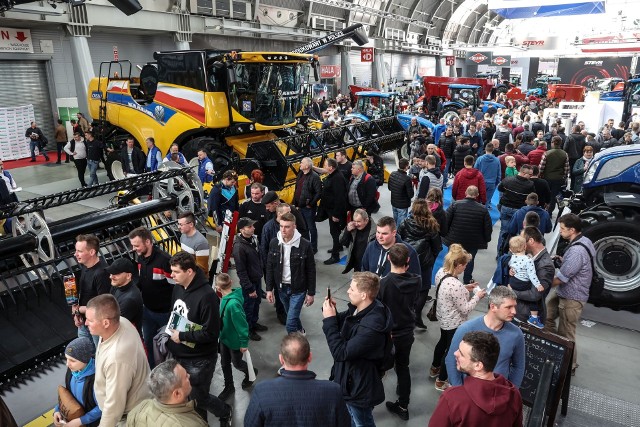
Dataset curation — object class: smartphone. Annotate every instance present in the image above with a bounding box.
[327,287,331,299]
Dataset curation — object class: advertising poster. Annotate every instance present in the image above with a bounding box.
[557,57,632,86]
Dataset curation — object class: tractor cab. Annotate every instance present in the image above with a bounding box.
[354,91,398,120]
[527,76,561,97]
[622,77,640,123]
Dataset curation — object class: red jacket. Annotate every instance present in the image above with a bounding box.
[429,374,523,427]
[527,147,547,167]
[452,167,487,204]
[436,147,447,172]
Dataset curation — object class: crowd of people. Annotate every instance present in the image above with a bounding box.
[11,91,638,427]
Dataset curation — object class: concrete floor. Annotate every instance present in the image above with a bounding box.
[2,156,640,427]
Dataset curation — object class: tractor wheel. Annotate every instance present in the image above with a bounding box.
[441,107,459,122]
[395,143,410,167]
[182,137,235,172]
[581,208,640,311]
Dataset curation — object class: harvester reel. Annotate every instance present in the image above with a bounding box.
[12,211,55,271]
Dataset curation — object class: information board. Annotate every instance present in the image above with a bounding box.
[518,322,574,426]
[0,104,34,160]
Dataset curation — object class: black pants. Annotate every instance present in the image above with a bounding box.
[546,179,565,215]
[329,218,345,257]
[56,142,69,162]
[393,334,415,407]
[432,328,457,382]
[178,356,230,421]
[74,158,87,187]
[220,342,249,386]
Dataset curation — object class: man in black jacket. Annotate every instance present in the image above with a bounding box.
[25,121,49,162]
[293,157,322,253]
[347,160,379,215]
[377,244,421,420]
[320,158,349,265]
[106,257,144,337]
[322,271,393,426]
[167,251,232,425]
[563,125,586,171]
[497,164,535,255]
[238,183,268,242]
[265,212,316,334]
[444,186,492,284]
[128,226,174,368]
[452,137,473,175]
[387,158,414,227]
[438,127,456,184]
[120,135,146,175]
[339,209,376,274]
[232,217,268,341]
[262,190,308,238]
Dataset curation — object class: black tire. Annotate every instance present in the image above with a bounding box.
[440,106,459,122]
[581,209,640,311]
[395,144,410,166]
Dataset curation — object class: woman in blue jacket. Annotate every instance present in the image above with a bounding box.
[53,338,101,427]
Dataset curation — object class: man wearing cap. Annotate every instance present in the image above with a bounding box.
[107,258,144,337]
[232,217,268,341]
[262,190,308,238]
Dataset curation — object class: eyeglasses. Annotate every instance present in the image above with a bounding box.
[177,221,192,227]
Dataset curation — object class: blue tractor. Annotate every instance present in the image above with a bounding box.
[554,144,640,311]
[525,75,561,97]
[440,84,505,121]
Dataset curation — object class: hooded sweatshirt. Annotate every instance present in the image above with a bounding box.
[377,272,421,337]
[361,234,422,278]
[279,229,301,285]
[452,167,487,204]
[219,288,249,350]
[428,374,523,427]
[474,154,501,189]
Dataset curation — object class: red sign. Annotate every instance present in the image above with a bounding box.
[361,48,374,62]
[469,53,488,64]
[493,56,507,66]
[445,56,455,66]
[113,46,118,61]
[320,65,341,79]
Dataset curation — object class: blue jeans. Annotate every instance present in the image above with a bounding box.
[486,184,496,207]
[278,286,306,334]
[78,325,100,348]
[498,206,518,255]
[30,140,48,160]
[299,206,318,251]
[392,207,409,227]
[464,248,478,284]
[347,404,375,427]
[142,306,170,368]
[242,284,261,329]
[442,159,451,187]
[87,159,99,186]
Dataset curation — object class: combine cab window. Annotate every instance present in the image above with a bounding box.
[157,53,206,92]
[231,63,304,126]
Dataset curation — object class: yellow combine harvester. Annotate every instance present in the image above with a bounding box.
[87,25,405,200]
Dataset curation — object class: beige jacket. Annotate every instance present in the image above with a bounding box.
[126,399,207,427]
[95,317,151,427]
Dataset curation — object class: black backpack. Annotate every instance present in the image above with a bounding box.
[572,241,605,301]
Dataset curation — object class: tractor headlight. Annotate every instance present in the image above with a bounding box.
[583,159,600,184]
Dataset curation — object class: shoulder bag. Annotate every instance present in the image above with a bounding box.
[426,273,453,321]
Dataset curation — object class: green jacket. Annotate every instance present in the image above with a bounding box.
[126,399,207,427]
[219,288,249,350]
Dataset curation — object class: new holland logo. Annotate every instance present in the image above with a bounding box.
[469,53,487,63]
[493,56,507,66]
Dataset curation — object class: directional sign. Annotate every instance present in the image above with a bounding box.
[445,56,456,66]
[361,47,374,62]
[0,28,33,53]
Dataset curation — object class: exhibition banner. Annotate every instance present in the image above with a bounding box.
[557,57,632,86]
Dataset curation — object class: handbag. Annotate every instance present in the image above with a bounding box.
[58,385,85,421]
[426,273,453,321]
[315,206,328,222]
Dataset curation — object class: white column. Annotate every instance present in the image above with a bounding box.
[69,36,95,118]
[340,46,353,95]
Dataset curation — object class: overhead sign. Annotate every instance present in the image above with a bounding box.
[0,28,33,53]
[320,65,341,79]
[467,52,490,65]
[491,54,511,66]
[445,56,456,66]
[361,47,374,62]
[514,36,560,50]
[113,46,119,61]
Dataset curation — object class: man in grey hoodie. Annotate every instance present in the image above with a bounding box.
[265,212,316,335]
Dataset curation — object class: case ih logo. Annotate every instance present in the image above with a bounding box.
[493,56,507,66]
[584,61,603,66]
[469,53,487,63]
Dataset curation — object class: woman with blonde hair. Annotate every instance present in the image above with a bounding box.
[398,199,442,329]
[429,244,487,391]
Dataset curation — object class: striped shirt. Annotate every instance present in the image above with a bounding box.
[180,231,210,274]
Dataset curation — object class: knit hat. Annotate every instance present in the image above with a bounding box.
[65,337,94,364]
